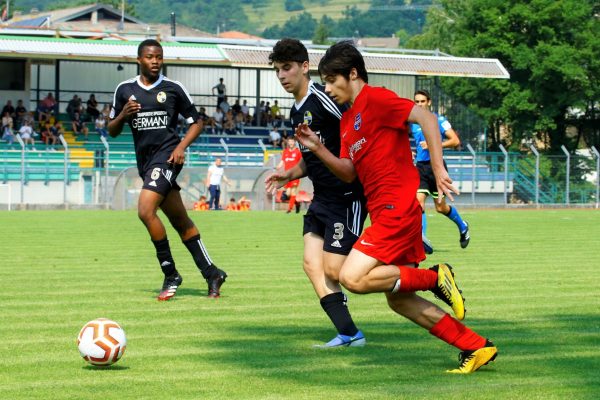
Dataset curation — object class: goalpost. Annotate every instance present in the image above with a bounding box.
[0,184,11,211]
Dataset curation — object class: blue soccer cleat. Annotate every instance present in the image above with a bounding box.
[422,234,434,254]
[314,330,366,348]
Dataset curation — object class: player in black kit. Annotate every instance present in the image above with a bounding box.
[265,39,368,347]
[108,39,227,300]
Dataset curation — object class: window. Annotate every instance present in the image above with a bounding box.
[0,60,26,90]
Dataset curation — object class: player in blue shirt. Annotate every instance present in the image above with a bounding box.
[411,90,469,253]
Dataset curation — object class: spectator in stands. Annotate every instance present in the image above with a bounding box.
[50,120,64,148]
[101,103,111,118]
[271,100,283,128]
[2,100,15,119]
[212,78,226,109]
[206,157,231,210]
[219,96,231,114]
[198,106,210,132]
[241,99,251,124]
[231,99,241,117]
[223,110,236,135]
[264,101,272,125]
[210,107,224,134]
[234,109,245,135]
[66,95,82,121]
[23,111,35,127]
[411,89,468,254]
[40,121,55,146]
[95,114,108,138]
[1,113,14,145]
[37,92,56,122]
[86,94,100,120]
[252,100,266,126]
[269,126,281,147]
[18,120,36,150]
[15,100,27,128]
[71,112,89,140]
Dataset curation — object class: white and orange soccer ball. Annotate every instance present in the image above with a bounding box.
[77,318,127,366]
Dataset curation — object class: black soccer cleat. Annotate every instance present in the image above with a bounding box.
[207,269,227,298]
[460,222,470,249]
[157,272,183,301]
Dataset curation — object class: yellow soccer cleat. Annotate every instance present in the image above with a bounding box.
[447,340,498,374]
[430,263,466,320]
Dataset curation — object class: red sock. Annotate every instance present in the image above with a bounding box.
[397,266,437,292]
[429,314,487,351]
[288,195,297,211]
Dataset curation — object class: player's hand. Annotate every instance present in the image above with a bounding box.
[294,123,320,152]
[121,96,141,117]
[167,146,186,165]
[419,141,428,150]
[434,169,459,203]
[264,172,288,194]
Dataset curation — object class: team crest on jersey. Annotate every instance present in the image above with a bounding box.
[303,111,313,125]
[156,91,167,103]
[354,113,362,131]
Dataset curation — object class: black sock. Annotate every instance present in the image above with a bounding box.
[152,238,176,276]
[182,235,218,280]
[320,292,359,337]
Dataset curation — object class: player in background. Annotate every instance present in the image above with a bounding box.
[276,137,302,213]
[265,38,368,347]
[295,41,496,373]
[412,90,469,254]
[108,39,227,300]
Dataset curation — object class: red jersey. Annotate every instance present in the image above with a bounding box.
[282,147,302,171]
[339,85,419,219]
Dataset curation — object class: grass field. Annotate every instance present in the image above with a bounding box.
[1,209,599,399]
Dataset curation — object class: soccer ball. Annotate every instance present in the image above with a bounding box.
[77,318,127,366]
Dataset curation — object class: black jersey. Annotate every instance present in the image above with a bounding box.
[290,81,363,203]
[110,74,200,173]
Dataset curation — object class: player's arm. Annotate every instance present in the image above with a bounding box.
[107,97,140,137]
[168,121,201,165]
[442,127,460,149]
[265,159,307,193]
[295,123,356,183]
[408,105,458,201]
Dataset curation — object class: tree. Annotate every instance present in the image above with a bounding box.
[263,11,317,40]
[411,0,600,152]
[312,16,334,45]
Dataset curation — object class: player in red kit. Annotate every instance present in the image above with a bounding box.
[277,136,302,213]
[295,41,497,373]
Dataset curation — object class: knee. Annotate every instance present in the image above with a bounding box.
[137,204,155,224]
[169,215,193,234]
[338,270,365,294]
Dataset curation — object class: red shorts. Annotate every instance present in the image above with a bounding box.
[353,202,425,266]
[285,179,300,189]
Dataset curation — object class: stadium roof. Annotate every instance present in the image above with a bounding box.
[0,35,509,79]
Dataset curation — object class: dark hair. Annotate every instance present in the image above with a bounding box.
[269,38,309,65]
[414,90,431,100]
[318,41,368,83]
[137,39,162,57]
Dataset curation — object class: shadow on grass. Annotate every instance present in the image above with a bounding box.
[82,364,130,371]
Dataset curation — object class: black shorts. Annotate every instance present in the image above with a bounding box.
[303,197,367,255]
[416,160,448,198]
[141,162,183,196]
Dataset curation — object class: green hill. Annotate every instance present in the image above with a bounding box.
[242,0,367,32]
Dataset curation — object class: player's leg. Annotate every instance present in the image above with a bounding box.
[385,291,497,373]
[160,189,226,298]
[434,197,470,248]
[138,188,182,301]
[417,191,433,254]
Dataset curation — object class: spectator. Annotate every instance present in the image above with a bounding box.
[269,126,281,147]
[18,120,36,150]
[1,114,14,145]
[212,78,226,109]
[1,100,15,118]
[66,95,82,120]
[95,114,108,138]
[40,121,55,146]
[71,112,89,140]
[193,195,209,211]
[210,107,224,134]
[86,94,100,120]
[226,197,238,211]
[37,92,56,122]
[271,100,282,127]
[1,110,13,132]
[50,120,64,148]
[223,110,235,135]
[231,99,241,117]
[15,100,27,128]
[241,99,250,124]
[219,96,231,114]
[101,103,111,118]
[234,109,245,135]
